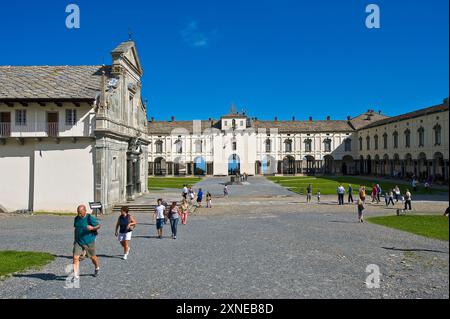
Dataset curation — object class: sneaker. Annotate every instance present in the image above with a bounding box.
[94,268,100,277]
[123,254,128,260]
[173,236,177,240]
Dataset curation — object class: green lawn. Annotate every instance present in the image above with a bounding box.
[148,177,203,190]
[367,215,449,241]
[267,176,445,195]
[0,251,55,278]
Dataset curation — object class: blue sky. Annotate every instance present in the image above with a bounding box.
[0,0,448,121]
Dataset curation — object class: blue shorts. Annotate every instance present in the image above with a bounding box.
[156,218,165,230]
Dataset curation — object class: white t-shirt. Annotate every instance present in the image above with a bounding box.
[338,186,345,194]
[183,187,188,194]
[155,205,165,219]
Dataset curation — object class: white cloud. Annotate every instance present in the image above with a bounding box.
[180,20,209,48]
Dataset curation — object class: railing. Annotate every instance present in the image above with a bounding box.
[0,122,11,137]
[0,121,95,138]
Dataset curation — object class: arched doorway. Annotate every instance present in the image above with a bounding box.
[418,152,427,179]
[366,155,372,175]
[342,155,354,175]
[282,156,295,175]
[154,157,166,176]
[393,154,400,178]
[174,157,186,176]
[323,155,334,175]
[194,156,206,176]
[359,155,364,174]
[262,155,277,175]
[404,153,413,178]
[383,154,389,176]
[228,154,240,175]
[433,152,444,181]
[374,155,380,175]
[304,156,315,175]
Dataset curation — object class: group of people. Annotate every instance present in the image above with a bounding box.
[182,185,212,208]
[305,182,414,223]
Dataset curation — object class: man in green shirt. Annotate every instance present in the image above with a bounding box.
[73,205,101,279]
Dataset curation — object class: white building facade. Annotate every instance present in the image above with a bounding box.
[148,101,449,182]
[0,41,150,213]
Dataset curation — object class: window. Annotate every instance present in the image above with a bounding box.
[404,129,411,148]
[366,136,370,150]
[224,120,228,126]
[304,139,312,153]
[240,121,244,127]
[374,135,379,150]
[232,141,237,151]
[156,140,163,154]
[285,139,293,152]
[344,138,352,152]
[393,131,398,149]
[265,139,271,153]
[434,124,442,146]
[15,110,26,126]
[195,140,203,153]
[383,133,388,149]
[418,127,425,147]
[324,139,331,152]
[65,109,77,125]
[359,137,363,151]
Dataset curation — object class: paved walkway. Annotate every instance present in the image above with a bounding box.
[0,177,448,299]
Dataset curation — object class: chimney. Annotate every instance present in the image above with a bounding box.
[274,116,278,122]
[208,117,212,121]
[171,116,175,122]
[326,116,331,121]
[309,116,313,122]
[292,116,295,121]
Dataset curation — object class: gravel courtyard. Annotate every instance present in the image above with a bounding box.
[0,177,448,299]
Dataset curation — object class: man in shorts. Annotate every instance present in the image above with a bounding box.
[73,205,101,280]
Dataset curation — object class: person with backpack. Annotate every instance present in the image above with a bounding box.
[154,199,166,239]
[115,206,137,260]
[168,202,180,239]
[73,205,101,280]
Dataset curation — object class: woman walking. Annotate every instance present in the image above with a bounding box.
[168,202,180,239]
[180,199,189,225]
[394,185,401,202]
[154,199,166,239]
[206,192,212,208]
[114,206,137,260]
[387,189,395,206]
[357,199,365,223]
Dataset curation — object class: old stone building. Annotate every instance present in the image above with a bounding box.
[148,100,449,182]
[0,41,149,213]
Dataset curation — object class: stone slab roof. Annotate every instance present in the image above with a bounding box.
[362,102,449,129]
[349,111,389,130]
[0,65,110,101]
[148,118,353,134]
[252,120,353,133]
[148,120,220,134]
